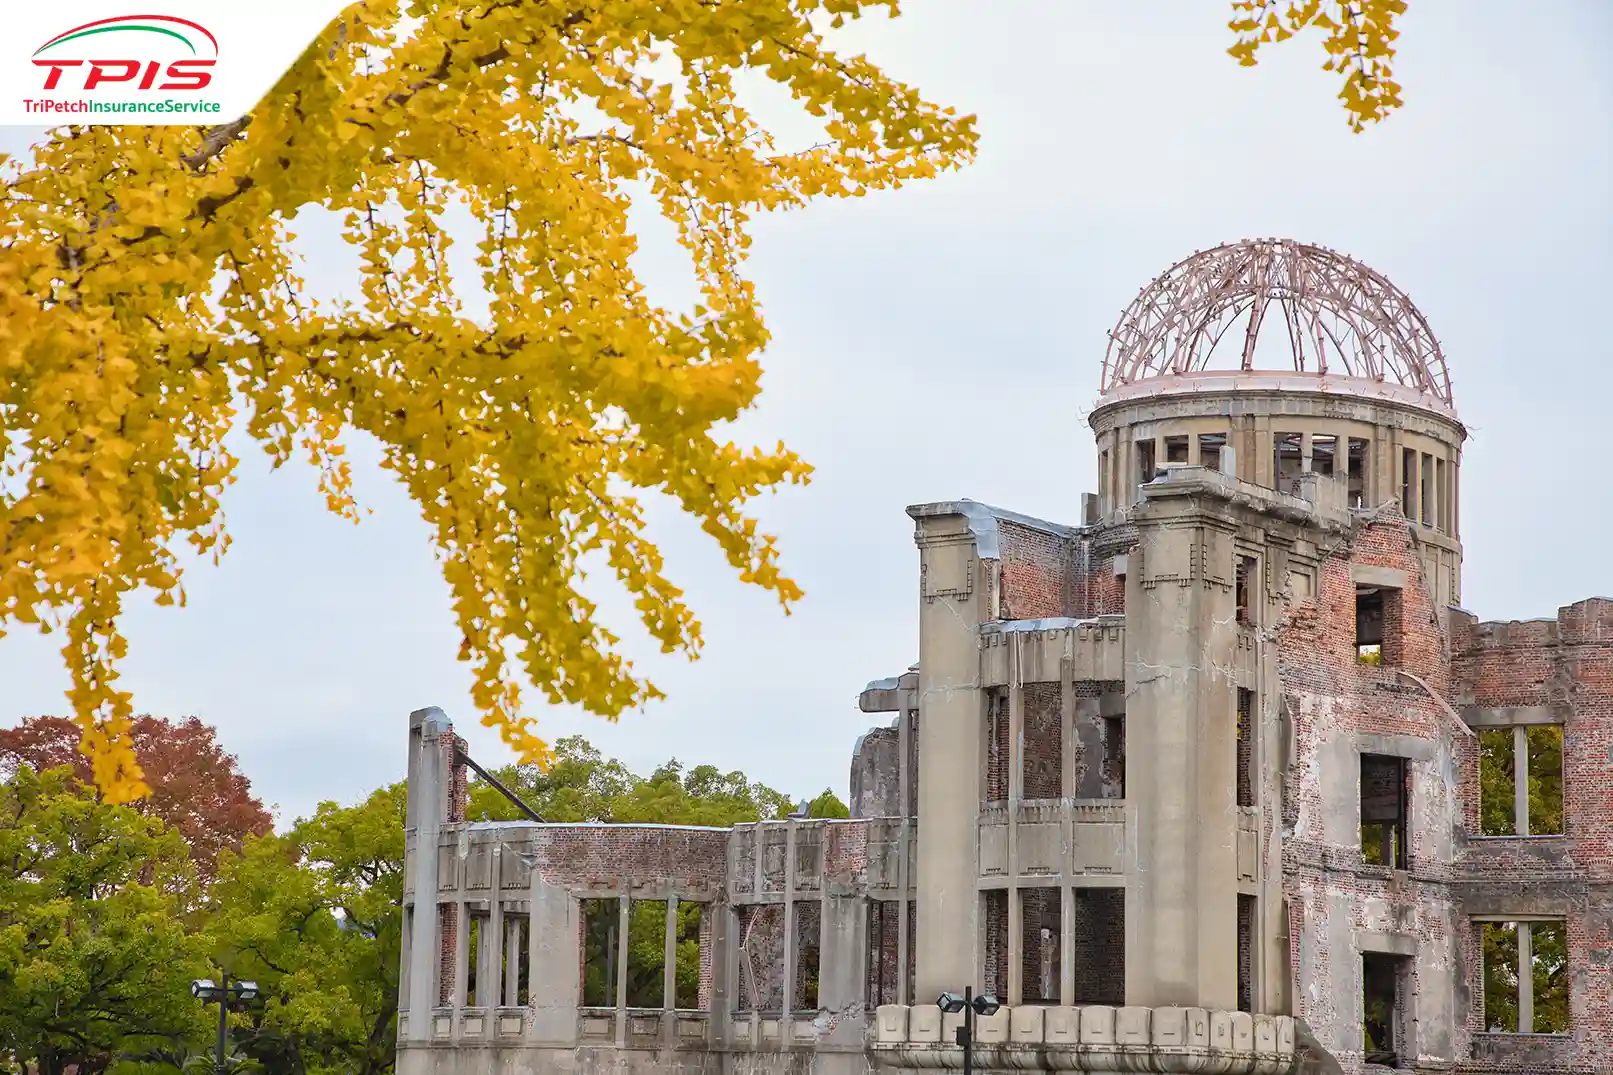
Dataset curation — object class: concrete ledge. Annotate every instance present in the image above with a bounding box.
[1460,705,1562,728]
[1357,931,1418,957]
[1351,565,1408,590]
[1355,733,1435,762]
[878,1004,1304,1072]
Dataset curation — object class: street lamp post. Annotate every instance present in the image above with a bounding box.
[191,976,261,1075]
[937,987,1000,1075]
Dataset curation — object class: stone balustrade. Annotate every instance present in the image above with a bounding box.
[871,1003,1304,1073]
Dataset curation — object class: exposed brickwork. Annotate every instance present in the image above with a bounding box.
[868,900,902,1007]
[982,889,1009,999]
[985,688,1008,804]
[793,901,822,1010]
[735,903,786,1011]
[697,905,715,1010]
[1020,887,1061,1003]
[525,826,730,890]
[997,520,1080,620]
[1449,598,1613,1072]
[1023,683,1062,800]
[1070,887,1124,1005]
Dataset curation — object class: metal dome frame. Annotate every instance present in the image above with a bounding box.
[1100,239,1453,404]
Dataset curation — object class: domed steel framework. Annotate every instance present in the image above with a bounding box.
[1100,239,1453,404]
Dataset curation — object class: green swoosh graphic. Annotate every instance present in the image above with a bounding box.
[35,25,196,56]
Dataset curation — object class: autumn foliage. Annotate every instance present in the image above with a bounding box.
[0,714,272,880]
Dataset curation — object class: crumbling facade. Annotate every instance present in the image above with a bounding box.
[396,239,1612,1075]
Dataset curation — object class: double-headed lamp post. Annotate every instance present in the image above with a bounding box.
[191,976,260,1075]
[937,987,1001,1075]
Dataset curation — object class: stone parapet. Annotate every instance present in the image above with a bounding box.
[871,1004,1309,1074]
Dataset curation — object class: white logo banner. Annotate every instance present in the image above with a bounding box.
[0,2,352,126]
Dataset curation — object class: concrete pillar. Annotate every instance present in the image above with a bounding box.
[1007,640,1024,1007]
[1123,488,1240,1010]
[404,709,450,1035]
[818,894,870,1046]
[710,904,736,1045]
[481,845,501,1007]
[504,918,521,1005]
[662,896,679,1046]
[909,504,991,1002]
[1518,923,1534,1033]
[527,877,578,1044]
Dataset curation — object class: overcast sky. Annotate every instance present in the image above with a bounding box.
[2,1,1610,826]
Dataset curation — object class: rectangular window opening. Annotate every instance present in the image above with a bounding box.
[867,900,902,1008]
[1348,438,1369,508]
[1236,689,1256,808]
[1164,434,1189,464]
[1435,458,1448,533]
[1312,434,1337,477]
[1020,888,1063,1004]
[1098,450,1110,507]
[580,897,619,1008]
[1480,725,1565,837]
[985,688,1009,805]
[1478,728,1518,837]
[734,905,785,1012]
[1420,452,1435,527]
[625,900,668,1009]
[1274,432,1303,493]
[1237,894,1256,1013]
[466,913,482,1007]
[675,903,704,1010]
[793,901,822,1012]
[511,916,531,1007]
[1355,587,1385,664]
[1527,725,1565,836]
[1071,888,1125,1006]
[1401,448,1415,519]
[1481,920,1570,1034]
[1236,556,1257,627]
[1103,714,1126,799]
[982,890,1009,1000]
[1199,432,1226,473]
[1360,754,1409,870]
[1137,439,1157,487]
[1362,952,1405,1065]
[1023,684,1063,800]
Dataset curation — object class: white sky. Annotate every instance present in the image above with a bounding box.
[2,1,1610,825]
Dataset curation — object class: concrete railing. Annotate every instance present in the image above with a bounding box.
[871,1003,1303,1073]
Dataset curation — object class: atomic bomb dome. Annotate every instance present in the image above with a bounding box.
[1099,238,1454,412]
[398,239,1613,1075]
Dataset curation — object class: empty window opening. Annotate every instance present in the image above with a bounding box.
[1481,920,1569,1034]
[982,890,1010,1000]
[1348,438,1369,508]
[985,688,1009,804]
[867,900,902,1008]
[1071,888,1125,1006]
[1023,684,1062,800]
[1137,439,1157,486]
[793,901,822,1011]
[735,904,785,1011]
[580,897,621,1008]
[1236,689,1256,808]
[1362,952,1408,1065]
[1237,894,1256,1013]
[1164,434,1189,464]
[507,917,530,1007]
[1199,432,1226,473]
[466,913,484,1007]
[1420,453,1435,527]
[674,903,704,1009]
[1274,432,1303,492]
[1435,458,1448,533]
[1098,450,1110,506]
[1236,556,1258,627]
[1103,714,1126,799]
[905,899,917,1004]
[1355,588,1384,664]
[437,904,459,1006]
[1400,448,1415,519]
[1479,725,1564,837]
[1311,435,1337,477]
[1021,888,1062,1003]
[1360,754,1409,870]
[623,900,667,1009]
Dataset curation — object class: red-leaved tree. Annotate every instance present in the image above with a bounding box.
[0,714,272,881]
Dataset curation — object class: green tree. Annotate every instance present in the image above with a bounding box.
[205,785,407,1075]
[0,766,209,1075]
[806,789,850,819]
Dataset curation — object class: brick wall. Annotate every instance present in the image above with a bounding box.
[1020,887,1061,1003]
[868,900,902,1007]
[985,688,1008,803]
[735,904,786,1011]
[1070,887,1124,1005]
[1450,598,1613,1071]
[525,825,730,889]
[982,890,1009,998]
[997,520,1079,619]
[1023,683,1062,800]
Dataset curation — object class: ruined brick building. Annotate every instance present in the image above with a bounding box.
[397,239,1613,1075]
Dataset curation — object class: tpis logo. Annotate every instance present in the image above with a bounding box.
[33,14,217,92]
